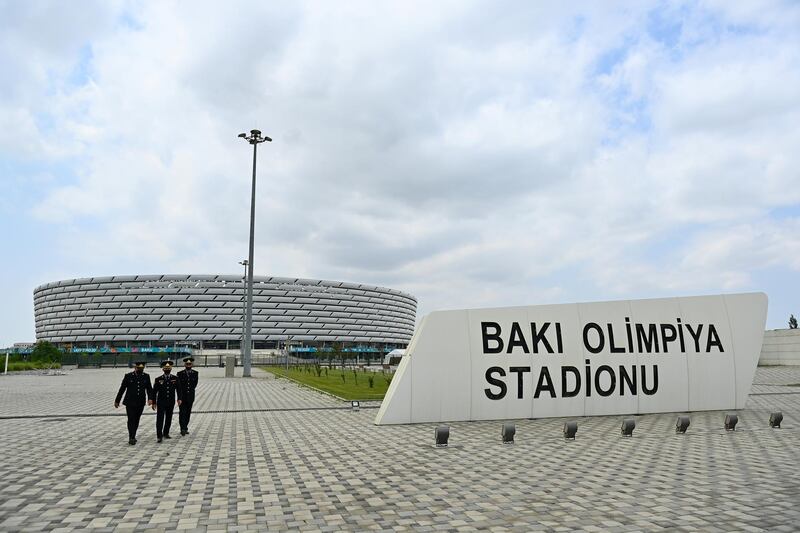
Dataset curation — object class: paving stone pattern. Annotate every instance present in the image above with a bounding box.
[0,366,347,418]
[0,367,798,531]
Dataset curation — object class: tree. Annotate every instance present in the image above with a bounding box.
[332,342,345,369]
[318,344,334,368]
[30,341,61,363]
[790,314,798,329]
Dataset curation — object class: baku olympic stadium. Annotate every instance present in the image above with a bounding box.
[33,275,416,358]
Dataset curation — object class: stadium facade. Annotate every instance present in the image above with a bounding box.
[34,275,416,355]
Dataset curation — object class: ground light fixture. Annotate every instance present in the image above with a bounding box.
[501,423,515,444]
[563,421,578,440]
[769,411,783,428]
[351,400,360,412]
[621,418,636,437]
[435,425,450,447]
[724,414,738,431]
[675,415,691,434]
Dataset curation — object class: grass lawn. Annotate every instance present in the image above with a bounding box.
[261,365,394,400]
[2,361,62,372]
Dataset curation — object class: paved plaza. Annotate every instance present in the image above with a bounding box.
[0,365,798,532]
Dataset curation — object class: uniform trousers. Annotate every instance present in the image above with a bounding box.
[156,405,174,438]
[179,400,194,431]
[125,404,145,440]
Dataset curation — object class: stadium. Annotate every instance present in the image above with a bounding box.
[33,275,416,363]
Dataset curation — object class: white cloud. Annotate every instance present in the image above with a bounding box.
[1,0,799,345]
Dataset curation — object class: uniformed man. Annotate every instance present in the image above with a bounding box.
[114,361,153,445]
[176,356,199,436]
[152,360,180,442]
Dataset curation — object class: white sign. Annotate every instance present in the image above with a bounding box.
[375,293,767,425]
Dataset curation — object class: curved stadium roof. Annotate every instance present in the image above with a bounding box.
[34,275,417,344]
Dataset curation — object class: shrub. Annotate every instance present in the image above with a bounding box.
[368,375,374,388]
[30,341,62,363]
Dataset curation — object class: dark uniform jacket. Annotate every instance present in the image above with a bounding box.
[153,373,180,408]
[115,371,153,406]
[176,368,199,403]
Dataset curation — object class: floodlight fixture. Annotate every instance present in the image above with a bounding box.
[435,425,450,447]
[563,421,577,440]
[724,414,738,431]
[501,423,515,444]
[769,411,783,428]
[675,415,690,434]
[621,418,636,437]
[239,129,272,144]
[351,400,360,412]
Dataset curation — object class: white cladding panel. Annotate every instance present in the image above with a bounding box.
[724,293,769,408]
[627,298,684,414]
[577,299,639,417]
[375,292,767,425]
[678,296,736,411]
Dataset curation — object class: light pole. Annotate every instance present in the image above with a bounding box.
[238,129,272,377]
[286,335,293,371]
[238,259,248,364]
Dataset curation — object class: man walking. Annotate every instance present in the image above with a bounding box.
[114,361,153,445]
[152,360,179,443]
[176,356,199,436]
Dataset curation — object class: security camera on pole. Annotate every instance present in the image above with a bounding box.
[238,129,272,378]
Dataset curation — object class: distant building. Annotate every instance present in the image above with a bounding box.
[34,275,416,355]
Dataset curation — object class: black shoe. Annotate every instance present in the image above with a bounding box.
[180,430,186,436]
[129,439,136,445]
[164,434,172,439]
[157,437,163,443]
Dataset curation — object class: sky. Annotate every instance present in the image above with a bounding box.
[1,0,799,346]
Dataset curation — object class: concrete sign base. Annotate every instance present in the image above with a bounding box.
[375,293,767,425]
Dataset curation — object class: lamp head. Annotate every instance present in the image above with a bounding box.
[621,418,636,437]
[434,425,450,447]
[501,423,515,444]
[238,133,247,138]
